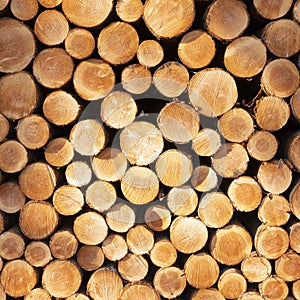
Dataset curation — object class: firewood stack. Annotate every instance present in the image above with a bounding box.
[0,0,300,299]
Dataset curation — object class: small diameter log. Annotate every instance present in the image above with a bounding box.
[0,230,25,260]
[137,40,164,68]
[102,234,128,261]
[1,260,37,297]
[184,253,219,289]
[261,59,299,98]
[198,192,233,228]
[258,194,290,226]
[0,72,37,120]
[241,252,272,283]
[120,121,163,165]
[290,222,300,253]
[218,269,247,299]
[92,147,128,182]
[53,185,84,216]
[293,280,300,300]
[254,96,290,132]
[43,90,80,126]
[191,165,218,192]
[295,0,300,22]
[287,132,300,172]
[238,292,264,300]
[121,166,159,204]
[0,141,28,173]
[10,0,39,21]
[38,0,61,8]
[101,91,137,129]
[73,211,108,245]
[178,30,215,69]
[212,143,249,178]
[17,114,50,149]
[150,239,177,268]
[275,250,300,282]
[247,131,278,161]
[291,182,300,220]
[120,282,160,300]
[291,88,300,122]
[192,128,221,156]
[253,0,293,20]
[0,18,35,73]
[77,245,104,271]
[258,276,289,300]
[153,62,189,97]
[170,216,208,254]
[0,114,9,143]
[153,267,186,299]
[65,162,92,187]
[143,0,195,39]
[42,260,81,298]
[189,68,238,117]
[24,241,52,267]
[206,0,249,41]
[224,36,267,78]
[116,0,143,22]
[118,253,149,282]
[98,22,139,65]
[157,101,200,144]
[87,269,123,299]
[19,162,57,200]
[257,160,292,194]
[167,185,198,216]
[121,64,152,94]
[106,203,135,233]
[156,149,193,187]
[192,289,225,300]
[25,288,51,300]
[254,225,289,260]
[145,205,172,232]
[20,201,58,240]
[210,224,252,265]
[73,59,115,101]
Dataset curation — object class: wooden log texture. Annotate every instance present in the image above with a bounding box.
[10,0,39,21]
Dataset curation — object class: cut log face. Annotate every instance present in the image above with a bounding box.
[291,88,300,122]
[10,0,39,21]
[102,234,128,261]
[0,231,25,260]
[24,241,52,267]
[291,182,300,220]
[288,132,300,172]
[0,114,9,143]
[290,222,300,253]
[254,0,293,20]
[77,245,104,271]
[238,292,264,300]
[137,40,164,68]
[116,0,143,23]
[0,182,25,214]
[258,276,289,300]
[38,0,61,8]
[192,289,225,300]
[294,0,300,22]
[120,282,160,300]
[293,279,300,300]
[275,251,300,282]
[145,205,172,232]
[191,165,218,192]
[150,239,177,267]
[24,288,51,300]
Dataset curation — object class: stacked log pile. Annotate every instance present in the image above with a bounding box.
[0,0,300,299]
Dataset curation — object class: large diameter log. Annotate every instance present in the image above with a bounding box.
[10,0,39,21]
[24,241,52,267]
[275,251,300,282]
[291,88,300,122]
[150,239,177,268]
[120,282,160,300]
[77,245,104,271]
[258,276,289,300]
[137,40,164,68]
[116,0,143,23]
[102,234,128,261]
[253,0,293,20]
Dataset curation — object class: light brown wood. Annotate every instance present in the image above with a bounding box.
[77,245,105,271]
[20,201,58,240]
[10,0,38,21]
[293,279,300,300]
[238,292,264,300]
[153,267,186,299]
[0,114,9,143]
[53,185,84,216]
[121,64,152,94]
[157,101,200,144]
[1,260,37,297]
[275,250,300,282]
[153,62,189,97]
[258,194,290,226]
[19,162,57,200]
[120,121,163,165]
[120,282,160,300]
[145,205,172,232]
[150,239,177,268]
[101,91,137,129]
[294,0,300,22]
[121,166,159,204]
[87,269,123,300]
[73,59,115,101]
[24,241,52,267]
[191,165,218,192]
[0,0,9,10]
[198,192,233,228]
[247,131,278,161]
[0,140,28,173]
[24,288,51,300]
[65,28,95,60]
[291,88,300,122]
[291,182,300,220]
[287,132,300,172]
[192,289,225,300]
[66,294,90,300]
[241,251,272,283]
[210,224,252,265]
[116,0,143,22]
[178,30,215,69]
[137,40,164,68]
[261,59,299,98]
[43,90,80,126]
[42,260,81,298]
[258,276,289,300]
[206,0,249,41]
[118,253,148,282]
[156,149,193,187]
[170,217,208,254]
[224,36,267,78]
[0,230,25,260]
[73,212,108,245]
[0,213,4,234]
[0,18,35,73]
[254,0,293,20]
[0,72,37,120]
[290,222,300,253]
[254,225,289,260]
[189,68,238,117]
[38,0,61,8]
[257,160,292,194]
[102,234,128,261]
[184,253,219,289]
